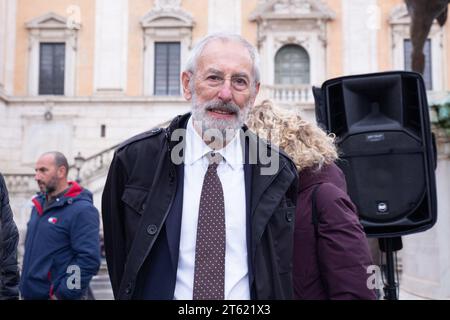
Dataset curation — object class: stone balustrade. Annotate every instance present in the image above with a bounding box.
[260,84,313,103]
[4,174,37,194]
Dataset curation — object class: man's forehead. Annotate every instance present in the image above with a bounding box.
[199,39,252,63]
[205,67,250,77]
[36,154,56,166]
[196,42,253,79]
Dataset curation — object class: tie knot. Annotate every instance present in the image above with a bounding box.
[206,152,222,170]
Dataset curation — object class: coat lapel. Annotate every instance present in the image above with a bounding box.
[165,116,188,271]
[241,131,296,266]
[165,163,184,271]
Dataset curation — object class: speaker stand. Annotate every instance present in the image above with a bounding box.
[378,237,403,300]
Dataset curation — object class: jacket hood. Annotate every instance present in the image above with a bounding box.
[32,181,93,215]
[298,162,347,192]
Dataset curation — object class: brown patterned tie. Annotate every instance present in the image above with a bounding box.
[193,152,225,300]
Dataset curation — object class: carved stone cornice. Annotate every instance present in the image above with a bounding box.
[141,0,194,29]
[250,0,335,22]
[26,12,80,30]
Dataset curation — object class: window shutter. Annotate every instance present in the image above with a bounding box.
[39,43,65,95]
[53,43,65,94]
[154,42,180,96]
[39,44,53,94]
[168,43,180,96]
[154,43,168,95]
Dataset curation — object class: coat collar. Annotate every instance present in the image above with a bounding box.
[32,181,84,216]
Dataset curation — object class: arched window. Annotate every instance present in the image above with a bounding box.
[275,44,310,85]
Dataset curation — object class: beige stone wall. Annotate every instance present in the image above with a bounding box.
[378,0,403,72]
[75,0,95,96]
[241,0,258,48]
[127,0,154,96]
[124,0,259,96]
[325,0,343,78]
[9,0,450,97]
[183,0,208,43]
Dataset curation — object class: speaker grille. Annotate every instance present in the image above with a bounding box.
[339,131,425,223]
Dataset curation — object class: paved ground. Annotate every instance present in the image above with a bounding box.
[89,259,114,300]
[88,260,429,300]
[399,288,427,300]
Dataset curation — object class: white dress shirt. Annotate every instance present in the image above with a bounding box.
[174,117,250,300]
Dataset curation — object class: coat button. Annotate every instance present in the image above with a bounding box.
[125,282,132,294]
[286,211,294,222]
[67,198,73,204]
[141,204,145,211]
[147,224,158,235]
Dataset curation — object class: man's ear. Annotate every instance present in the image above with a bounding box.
[249,82,261,105]
[57,166,66,179]
[182,71,193,101]
[255,82,260,96]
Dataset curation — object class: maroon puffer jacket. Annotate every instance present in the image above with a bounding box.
[293,162,377,300]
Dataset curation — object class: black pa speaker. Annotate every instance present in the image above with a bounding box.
[313,71,437,237]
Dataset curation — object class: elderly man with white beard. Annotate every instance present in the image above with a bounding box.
[102,33,299,300]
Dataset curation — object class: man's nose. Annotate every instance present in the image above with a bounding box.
[217,80,233,103]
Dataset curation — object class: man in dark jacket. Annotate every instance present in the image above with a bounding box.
[0,173,20,300]
[102,33,298,300]
[20,152,101,300]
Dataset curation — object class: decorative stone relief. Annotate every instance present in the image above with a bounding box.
[155,0,181,10]
[249,0,334,87]
[273,0,311,15]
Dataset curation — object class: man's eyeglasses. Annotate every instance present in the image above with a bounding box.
[195,71,252,92]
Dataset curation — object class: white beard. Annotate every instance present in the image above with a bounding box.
[190,94,251,139]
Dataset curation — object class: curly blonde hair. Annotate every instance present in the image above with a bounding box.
[247,100,338,171]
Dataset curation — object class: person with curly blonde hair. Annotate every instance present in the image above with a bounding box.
[247,100,376,300]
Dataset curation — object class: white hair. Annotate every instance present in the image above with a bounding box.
[184,32,261,84]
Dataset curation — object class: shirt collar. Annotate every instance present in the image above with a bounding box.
[184,117,244,170]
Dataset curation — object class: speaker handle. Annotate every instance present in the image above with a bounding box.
[312,86,327,131]
[431,132,437,170]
